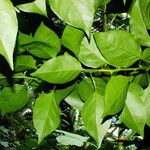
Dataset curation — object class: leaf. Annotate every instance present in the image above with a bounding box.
[141,85,150,126]
[49,0,95,36]
[119,83,146,137]
[129,0,150,47]
[56,130,89,147]
[142,48,150,64]
[78,35,107,68]
[94,30,141,67]
[61,25,85,55]
[0,0,18,70]
[104,75,129,117]
[15,55,37,72]
[33,91,61,144]
[17,0,47,17]
[82,92,105,148]
[0,84,29,115]
[31,53,83,84]
[78,77,106,102]
[65,88,84,110]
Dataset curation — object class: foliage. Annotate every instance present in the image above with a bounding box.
[0,0,150,149]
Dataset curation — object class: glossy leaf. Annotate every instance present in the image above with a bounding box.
[82,92,105,148]
[94,30,141,67]
[31,53,83,84]
[0,0,18,70]
[33,91,61,144]
[0,85,29,115]
[56,130,88,147]
[61,25,85,55]
[130,0,150,47]
[49,0,94,36]
[17,0,47,17]
[15,55,37,72]
[104,75,129,117]
[119,83,146,137]
[78,35,107,68]
[142,48,150,64]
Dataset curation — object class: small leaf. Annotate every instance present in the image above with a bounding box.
[82,92,104,148]
[56,130,88,147]
[119,83,146,137]
[61,25,85,55]
[0,0,18,70]
[31,53,83,84]
[17,0,47,17]
[0,84,29,115]
[78,35,107,68]
[49,0,94,36]
[33,91,61,144]
[15,55,37,72]
[94,30,141,67]
[142,48,150,64]
[104,75,129,117]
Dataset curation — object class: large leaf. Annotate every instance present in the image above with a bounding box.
[49,0,94,36]
[56,130,88,147]
[82,92,105,148]
[141,85,150,126]
[142,48,150,64]
[104,75,129,117]
[61,25,85,55]
[78,35,107,68]
[31,53,83,84]
[18,23,61,59]
[0,0,18,70]
[94,30,141,67]
[33,91,61,144]
[130,0,150,47]
[119,83,146,137]
[0,84,29,115]
[17,0,47,17]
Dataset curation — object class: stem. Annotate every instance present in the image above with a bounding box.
[83,66,150,74]
[103,5,107,31]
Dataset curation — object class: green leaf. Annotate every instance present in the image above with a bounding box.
[33,91,61,144]
[141,85,150,126]
[49,0,94,36]
[15,55,37,72]
[82,92,105,148]
[119,83,146,137]
[94,30,141,67]
[18,23,61,59]
[0,84,29,115]
[31,53,83,84]
[17,0,47,17]
[0,0,18,70]
[56,130,88,147]
[142,48,150,64]
[78,35,107,68]
[65,87,84,110]
[104,75,129,117]
[61,25,85,55]
[130,0,150,47]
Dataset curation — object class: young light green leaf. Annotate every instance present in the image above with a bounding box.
[130,0,150,47]
[56,130,89,147]
[119,83,146,137]
[104,75,129,117]
[82,92,105,148]
[15,55,37,72]
[142,48,150,64]
[31,53,83,84]
[49,0,95,36]
[78,35,107,68]
[0,0,18,70]
[0,84,29,115]
[94,30,141,67]
[61,25,85,55]
[33,91,61,144]
[17,0,47,17]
